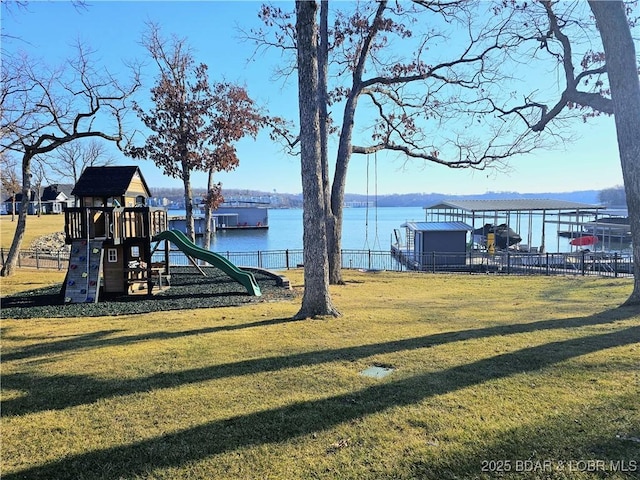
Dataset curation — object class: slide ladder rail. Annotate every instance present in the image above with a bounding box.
[153,230,261,296]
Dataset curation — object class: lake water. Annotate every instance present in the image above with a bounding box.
[169,206,626,254]
[201,207,425,252]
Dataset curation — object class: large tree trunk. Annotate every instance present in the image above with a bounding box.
[326,212,341,284]
[327,91,360,285]
[589,1,640,305]
[319,0,340,285]
[325,1,386,285]
[295,0,339,319]
[1,154,32,277]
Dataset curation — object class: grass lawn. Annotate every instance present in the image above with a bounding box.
[1,216,639,478]
[2,264,639,479]
[0,214,65,250]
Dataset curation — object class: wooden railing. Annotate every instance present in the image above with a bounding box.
[64,207,168,244]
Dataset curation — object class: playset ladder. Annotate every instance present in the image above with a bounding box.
[64,239,104,304]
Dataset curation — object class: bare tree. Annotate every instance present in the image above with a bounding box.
[494,1,640,305]
[294,0,339,318]
[43,140,115,185]
[1,1,30,46]
[30,157,50,217]
[1,1,87,48]
[0,153,21,221]
[253,1,542,284]
[583,1,639,305]
[0,43,140,276]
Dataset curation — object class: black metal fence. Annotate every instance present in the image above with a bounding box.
[0,248,71,271]
[390,249,634,277]
[0,247,634,278]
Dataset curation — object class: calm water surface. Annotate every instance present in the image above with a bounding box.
[171,207,629,254]
[176,207,424,252]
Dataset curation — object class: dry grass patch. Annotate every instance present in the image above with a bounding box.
[0,269,66,296]
[0,214,65,249]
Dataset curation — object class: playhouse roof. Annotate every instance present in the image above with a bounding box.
[71,166,151,198]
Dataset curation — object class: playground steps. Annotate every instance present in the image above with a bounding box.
[64,239,104,304]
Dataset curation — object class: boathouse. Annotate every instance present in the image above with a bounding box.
[400,221,473,268]
[214,205,269,229]
[168,205,269,235]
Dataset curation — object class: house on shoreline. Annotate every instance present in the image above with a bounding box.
[3,184,74,215]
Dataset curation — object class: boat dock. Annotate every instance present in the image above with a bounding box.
[390,244,633,276]
[168,205,269,235]
[390,198,633,274]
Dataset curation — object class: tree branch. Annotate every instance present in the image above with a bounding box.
[500,1,615,132]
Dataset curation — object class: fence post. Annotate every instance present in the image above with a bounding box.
[506,252,510,275]
[18,249,21,267]
[545,253,550,276]
[258,250,262,268]
[36,248,40,269]
[614,253,618,278]
[581,251,586,276]
[285,249,290,270]
[368,250,371,270]
[58,250,62,270]
[431,252,436,273]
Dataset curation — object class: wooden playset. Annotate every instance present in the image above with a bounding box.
[63,166,168,303]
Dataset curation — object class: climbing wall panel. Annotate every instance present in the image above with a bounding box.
[64,239,104,304]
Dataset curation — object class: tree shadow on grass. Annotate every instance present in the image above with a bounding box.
[403,391,640,480]
[3,317,638,480]
[2,307,637,418]
[0,284,62,309]
[2,316,307,362]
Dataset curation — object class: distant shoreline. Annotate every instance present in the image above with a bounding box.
[153,188,625,211]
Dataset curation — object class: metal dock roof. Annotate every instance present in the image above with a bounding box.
[424,199,604,213]
[401,221,473,232]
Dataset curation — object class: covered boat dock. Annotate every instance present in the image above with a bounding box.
[389,198,634,274]
[422,199,606,253]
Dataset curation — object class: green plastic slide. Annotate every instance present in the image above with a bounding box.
[153,229,261,296]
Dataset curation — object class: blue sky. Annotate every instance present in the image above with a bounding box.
[2,1,627,195]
